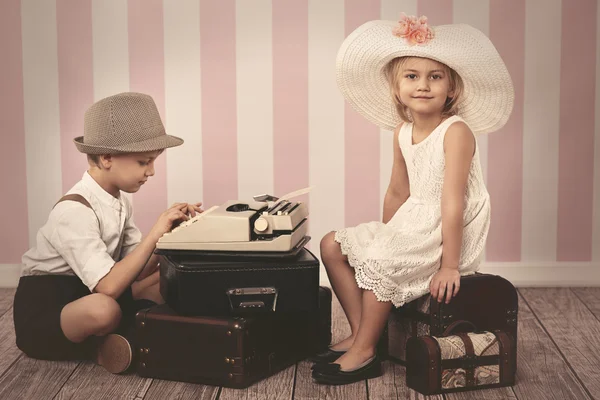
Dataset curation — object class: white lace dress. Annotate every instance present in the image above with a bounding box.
[335,115,490,307]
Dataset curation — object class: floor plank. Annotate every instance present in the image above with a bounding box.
[571,288,600,320]
[218,364,295,400]
[510,291,591,400]
[0,288,15,316]
[0,356,79,399]
[0,309,24,378]
[141,379,218,400]
[367,360,443,400]
[446,388,517,400]
[53,362,151,400]
[293,361,367,400]
[292,295,367,399]
[519,288,600,399]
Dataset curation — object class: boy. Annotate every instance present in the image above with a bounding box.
[13,92,201,374]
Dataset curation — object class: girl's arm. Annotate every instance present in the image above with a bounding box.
[440,121,476,270]
[383,124,410,223]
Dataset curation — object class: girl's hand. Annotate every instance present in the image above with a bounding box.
[183,202,203,217]
[429,268,460,304]
[149,203,190,241]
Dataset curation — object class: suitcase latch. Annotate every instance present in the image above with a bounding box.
[226,287,278,312]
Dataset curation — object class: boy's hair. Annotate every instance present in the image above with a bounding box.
[384,56,464,122]
[87,154,101,167]
[86,150,165,168]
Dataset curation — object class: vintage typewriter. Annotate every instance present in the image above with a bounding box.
[156,189,310,255]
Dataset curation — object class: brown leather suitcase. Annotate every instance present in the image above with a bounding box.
[387,273,518,364]
[158,247,320,316]
[135,286,332,388]
[406,322,516,395]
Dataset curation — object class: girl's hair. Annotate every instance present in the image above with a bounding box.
[384,56,464,122]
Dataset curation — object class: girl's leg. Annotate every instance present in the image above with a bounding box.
[131,270,164,304]
[333,289,392,370]
[320,231,363,350]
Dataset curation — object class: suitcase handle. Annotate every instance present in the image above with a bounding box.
[443,320,477,336]
[226,287,278,312]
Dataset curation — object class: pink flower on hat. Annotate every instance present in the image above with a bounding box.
[392,13,434,46]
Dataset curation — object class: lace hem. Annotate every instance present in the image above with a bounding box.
[334,229,431,307]
[334,229,480,308]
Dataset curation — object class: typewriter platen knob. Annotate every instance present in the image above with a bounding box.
[254,217,269,232]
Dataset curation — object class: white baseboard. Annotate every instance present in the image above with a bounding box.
[0,264,21,288]
[480,262,600,286]
[2,262,598,288]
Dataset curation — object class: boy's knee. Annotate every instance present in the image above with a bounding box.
[87,293,122,333]
[320,232,341,262]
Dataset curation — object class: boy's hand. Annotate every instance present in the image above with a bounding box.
[149,203,190,241]
[184,202,203,217]
[429,267,460,304]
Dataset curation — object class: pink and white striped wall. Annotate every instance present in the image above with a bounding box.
[1,0,599,287]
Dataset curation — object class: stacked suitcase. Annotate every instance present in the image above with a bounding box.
[386,272,519,395]
[134,246,332,388]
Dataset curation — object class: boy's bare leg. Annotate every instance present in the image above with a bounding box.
[61,293,131,374]
[132,270,164,304]
[333,290,392,370]
[61,293,122,343]
[320,232,363,350]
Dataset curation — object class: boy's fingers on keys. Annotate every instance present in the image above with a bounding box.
[186,205,196,217]
[169,202,187,211]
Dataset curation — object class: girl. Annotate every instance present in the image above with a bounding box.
[311,15,514,385]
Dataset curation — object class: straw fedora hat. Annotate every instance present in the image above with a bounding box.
[74,92,183,154]
[336,16,514,135]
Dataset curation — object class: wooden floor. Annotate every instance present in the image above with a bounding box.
[0,287,599,400]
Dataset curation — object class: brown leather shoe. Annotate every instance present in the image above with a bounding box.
[95,334,132,374]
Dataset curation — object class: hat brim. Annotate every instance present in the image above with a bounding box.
[73,134,184,154]
[336,21,514,135]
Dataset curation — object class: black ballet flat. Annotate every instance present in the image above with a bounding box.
[311,355,382,385]
[308,348,347,366]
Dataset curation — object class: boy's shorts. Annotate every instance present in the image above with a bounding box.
[13,275,137,361]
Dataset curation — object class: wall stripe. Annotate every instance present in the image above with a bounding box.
[453,0,489,184]
[56,0,94,193]
[345,0,381,228]
[92,0,130,100]
[200,0,238,208]
[453,0,489,261]
[379,1,417,221]
[418,0,452,25]
[128,0,168,235]
[594,0,600,263]
[383,0,417,18]
[163,0,203,207]
[0,0,28,263]
[236,0,274,201]
[521,0,561,261]
[21,0,63,247]
[273,0,309,203]
[557,0,596,261]
[308,0,345,264]
[487,0,525,261]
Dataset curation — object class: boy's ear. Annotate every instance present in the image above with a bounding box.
[99,154,113,169]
